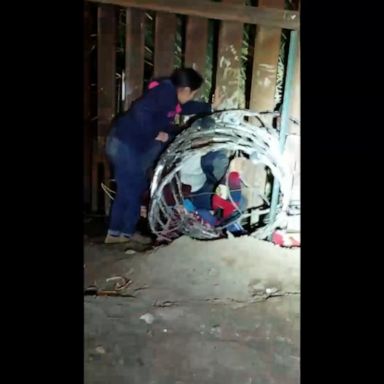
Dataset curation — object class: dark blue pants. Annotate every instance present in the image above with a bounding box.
[142,140,166,177]
[106,136,148,236]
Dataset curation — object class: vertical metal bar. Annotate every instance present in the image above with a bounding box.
[268,30,298,239]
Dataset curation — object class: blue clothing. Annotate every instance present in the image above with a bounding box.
[107,78,211,236]
[106,135,146,236]
[189,150,229,209]
[113,79,211,151]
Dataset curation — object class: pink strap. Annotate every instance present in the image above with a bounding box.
[148,82,182,117]
[148,81,160,89]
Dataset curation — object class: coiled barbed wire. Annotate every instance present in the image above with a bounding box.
[148,110,291,241]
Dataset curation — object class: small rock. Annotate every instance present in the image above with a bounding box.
[210,325,222,337]
[95,346,106,355]
[266,287,279,295]
[140,313,155,324]
[136,357,144,366]
[125,249,136,255]
[154,300,176,307]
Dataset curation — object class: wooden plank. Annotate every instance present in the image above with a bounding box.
[91,140,99,212]
[84,3,92,208]
[184,6,209,98]
[248,0,285,209]
[96,4,117,213]
[229,158,268,209]
[215,0,245,109]
[249,0,285,117]
[184,15,209,73]
[87,0,299,29]
[154,12,177,78]
[124,8,145,111]
[97,5,117,139]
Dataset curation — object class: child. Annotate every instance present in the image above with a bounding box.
[105,68,220,245]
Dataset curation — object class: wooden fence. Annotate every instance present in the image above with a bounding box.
[84,0,300,214]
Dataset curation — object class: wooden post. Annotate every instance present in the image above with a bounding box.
[184,1,209,71]
[249,0,285,116]
[84,3,92,209]
[215,0,245,109]
[154,12,177,78]
[88,0,300,29]
[184,8,209,98]
[247,0,285,209]
[124,8,145,111]
[96,4,117,213]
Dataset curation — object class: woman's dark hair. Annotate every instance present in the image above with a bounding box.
[170,68,204,91]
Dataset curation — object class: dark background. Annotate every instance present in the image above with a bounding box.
[1,1,381,382]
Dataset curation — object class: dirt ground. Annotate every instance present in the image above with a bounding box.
[84,220,300,384]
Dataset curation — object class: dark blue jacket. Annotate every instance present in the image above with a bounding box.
[112,79,211,151]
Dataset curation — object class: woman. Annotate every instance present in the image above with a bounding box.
[105,68,221,245]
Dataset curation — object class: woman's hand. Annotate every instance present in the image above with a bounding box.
[212,88,224,111]
[155,131,169,143]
